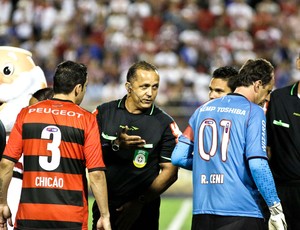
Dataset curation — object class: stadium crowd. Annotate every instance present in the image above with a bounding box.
[1,0,300,109]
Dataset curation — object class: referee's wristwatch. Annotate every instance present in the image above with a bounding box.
[111,139,119,151]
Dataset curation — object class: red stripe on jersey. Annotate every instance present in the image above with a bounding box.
[16,203,88,229]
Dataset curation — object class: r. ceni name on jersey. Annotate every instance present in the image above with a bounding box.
[200,106,246,115]
[29,108,83,118]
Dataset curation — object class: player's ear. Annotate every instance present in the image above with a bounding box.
[125,82,131,93]
[253,80,261,92]
[74,84,82,97]
[296,57,300,70]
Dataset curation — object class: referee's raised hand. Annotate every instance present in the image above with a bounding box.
[116,126,146,149]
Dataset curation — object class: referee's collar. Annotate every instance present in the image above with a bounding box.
[290,81,299,96]
[117,95,155,115]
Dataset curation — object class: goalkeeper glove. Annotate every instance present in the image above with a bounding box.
[268,203,287,230]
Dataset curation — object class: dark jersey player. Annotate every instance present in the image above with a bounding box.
[92,60,181,230]
[266,56,300,229]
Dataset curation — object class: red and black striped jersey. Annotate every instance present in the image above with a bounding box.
[3,99,105,230]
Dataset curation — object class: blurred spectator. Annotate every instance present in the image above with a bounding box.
[197,3,215,33]
[142,8,163,39]
[256,0,280,15]
[226,0,254,30]
[0,0,299,111]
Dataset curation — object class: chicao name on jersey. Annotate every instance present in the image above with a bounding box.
[29,108,83,118]
[35,176,64,188]
[200,106,246,115]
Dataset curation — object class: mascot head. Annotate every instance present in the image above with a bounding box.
[0,46,47,132]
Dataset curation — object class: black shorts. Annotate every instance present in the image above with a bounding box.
[92,197,160,230]
[276,182,300,230]
[191,214,266,230]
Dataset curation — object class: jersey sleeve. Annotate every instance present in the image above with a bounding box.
[245,105,268,160]
[171,129,194,170]
[171,109,199,170]
[249,158,280,207]
[92,107,98,116]
[84,114,106,172]
[160,121,181,163]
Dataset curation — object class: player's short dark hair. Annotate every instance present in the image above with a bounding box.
[231,58,274,88]
[126,60,158,82]
[32,87,54,101]
[212,66,238,92]
[53,60,87,94]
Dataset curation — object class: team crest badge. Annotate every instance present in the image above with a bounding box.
[133,149,149,168]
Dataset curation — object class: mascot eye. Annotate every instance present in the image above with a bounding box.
[3,63,14,76]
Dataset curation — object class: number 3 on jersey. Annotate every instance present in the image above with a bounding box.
[198,119,231,162]
[39,125,62,171]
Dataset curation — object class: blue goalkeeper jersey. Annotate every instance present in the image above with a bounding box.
[189,93,268,218]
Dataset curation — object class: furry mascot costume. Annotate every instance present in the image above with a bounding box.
[0,46,47,229]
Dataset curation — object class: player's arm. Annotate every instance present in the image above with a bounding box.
[141,119,180,200]
[0,158,14,229]
[171,126,194,170]
[249,158,287,230]
[89,170,111,230]
[139,119,181,202]
[145,161,178,202]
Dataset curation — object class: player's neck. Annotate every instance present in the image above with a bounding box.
[234,86,254,102]
[53,93,75,104]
